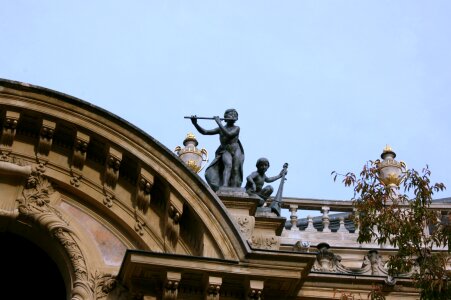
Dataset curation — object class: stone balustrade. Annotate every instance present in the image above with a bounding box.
[280,197,451,250]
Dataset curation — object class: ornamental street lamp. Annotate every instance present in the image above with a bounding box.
[174,133,208,173]
[377,145,406,188]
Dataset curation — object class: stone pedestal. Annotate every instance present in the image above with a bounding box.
[217,187,286,250]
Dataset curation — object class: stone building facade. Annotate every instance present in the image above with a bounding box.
[0,79,449,299]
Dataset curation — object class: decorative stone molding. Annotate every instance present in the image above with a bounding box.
[17,171,93,300]
[163,272,181,300]
[361,250,387,276]
[249,234,279,250]
[103,193,114,208]
[234,215,255,240]
[310,245,401,285]
[71,172,82,187]
[104,146,122,189]
[136,169,154,213]
[134,213,145,236]
[37,119,56,157]
[205,276,222,300]
[312,243,345,273]
[1,110,20,147]
[89,271,117,299]
[72,131,90,170]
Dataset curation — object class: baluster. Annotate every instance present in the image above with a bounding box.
[289,204,299,231]
[353,208,359,234]
[322,206,331,233]
[304,215,317,232]
[337,217,348,233]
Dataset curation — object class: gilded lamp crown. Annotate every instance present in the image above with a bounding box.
[174,133,208,173]
[183,132,198,146]
[381,144,396,159]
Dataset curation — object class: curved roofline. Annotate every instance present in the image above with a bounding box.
[0,77,250,259]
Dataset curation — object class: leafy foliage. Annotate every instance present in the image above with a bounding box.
[332,161,450,299]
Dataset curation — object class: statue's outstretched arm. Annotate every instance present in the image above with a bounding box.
[265,168,288,183]
[191,117,220,135]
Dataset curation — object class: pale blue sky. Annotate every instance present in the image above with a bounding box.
[1,1,450,200]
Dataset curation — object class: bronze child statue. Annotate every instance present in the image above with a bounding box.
[245,158,287,206]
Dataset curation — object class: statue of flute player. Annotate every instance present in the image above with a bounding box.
[187,109,244,192]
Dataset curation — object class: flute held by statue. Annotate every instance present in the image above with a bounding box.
[184,116,235,121]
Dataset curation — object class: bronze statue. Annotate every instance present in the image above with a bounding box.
[245,158,288,208]
[188,109,244,191]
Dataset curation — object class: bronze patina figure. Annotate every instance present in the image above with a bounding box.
[188,109,244,191]
[245,158,288,208]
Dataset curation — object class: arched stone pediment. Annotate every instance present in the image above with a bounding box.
[0,78,248,264]
[1,79,318,300]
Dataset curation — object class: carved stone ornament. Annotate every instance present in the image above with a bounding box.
[206,276,222,300]
[1,111,20,147]
[89,271,117,300]
[136,173,153,213]
[72,132,90,170]
[361,250,387,276]
[17,170,116,300]
[249,234,280,250]
[312,243,346,273]
[104,147,122,189]
[134,213,145,236]
[234,215,255,240]
[166,204,182,248]
[37,119,56,157]
[163,272,181,300]
[103,193,114,208]
[71,172,82,187]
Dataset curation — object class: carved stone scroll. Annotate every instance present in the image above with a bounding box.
[72,131,90,170]
[37,119,56,157]
[104,146,122,189]
[163,272,181,300]
[1,110,20,148]
[136,168,154,213]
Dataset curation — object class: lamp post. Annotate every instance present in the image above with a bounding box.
[174,133,208,173]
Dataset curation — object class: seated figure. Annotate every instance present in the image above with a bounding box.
[245,158,287,206]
